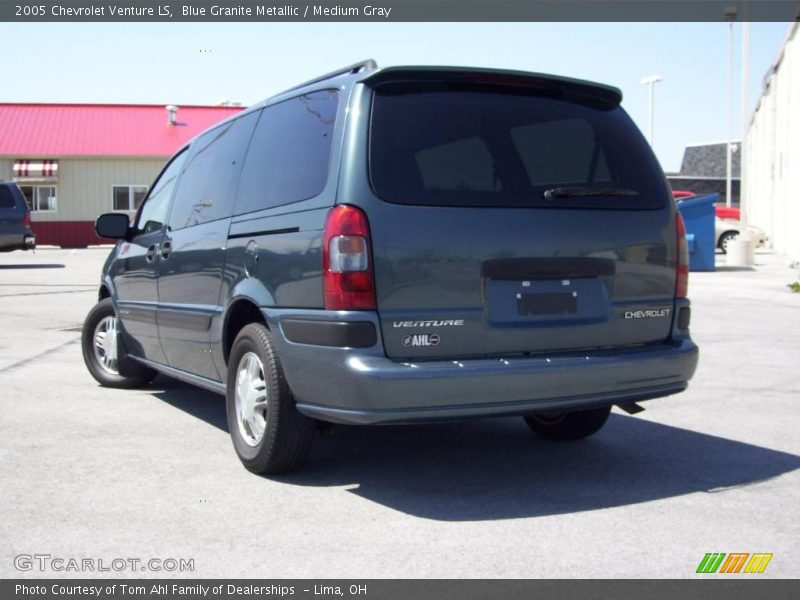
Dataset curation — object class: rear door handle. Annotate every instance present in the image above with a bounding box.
[145,243,158,262]
[160,241,172,260]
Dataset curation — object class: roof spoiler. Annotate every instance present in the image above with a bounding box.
[285,59,378,93]
[362,67,622,110]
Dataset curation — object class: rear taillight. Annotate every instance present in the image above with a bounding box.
[675,213,689,298]
[23,212,31,228]
[322,205,376,310]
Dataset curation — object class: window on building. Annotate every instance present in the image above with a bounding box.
[18,185,57,212]
[113,185,148,211]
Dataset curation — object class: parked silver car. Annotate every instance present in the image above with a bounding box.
[716,218,768,253]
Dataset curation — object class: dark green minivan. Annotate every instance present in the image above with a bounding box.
[82,61,698,474]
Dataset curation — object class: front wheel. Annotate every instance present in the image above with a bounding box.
[226,323,316,474]
[524,405,612,441]
[81,298,157,388]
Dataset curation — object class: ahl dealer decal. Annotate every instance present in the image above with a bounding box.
[402,334,440,347]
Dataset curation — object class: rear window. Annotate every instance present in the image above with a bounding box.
[369,83,668,209]
[0,186,15,209]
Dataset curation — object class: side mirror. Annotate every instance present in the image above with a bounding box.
[95,213,130,240]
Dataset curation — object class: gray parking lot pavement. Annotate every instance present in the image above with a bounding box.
[0,248,798,578]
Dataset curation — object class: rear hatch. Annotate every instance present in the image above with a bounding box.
[360,69,677,359]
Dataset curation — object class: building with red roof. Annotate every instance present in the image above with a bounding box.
[0,103,243,247]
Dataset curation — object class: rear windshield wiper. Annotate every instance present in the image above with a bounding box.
[543,187,640,200]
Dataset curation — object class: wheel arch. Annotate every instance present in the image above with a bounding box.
[222,297,268,366]
[718,229,739,248]
[99,273,117,302]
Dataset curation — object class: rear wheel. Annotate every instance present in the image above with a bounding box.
[718,231,738,254]
[81,298,157,388]
[524,405,611,440]
[226,323,316,474]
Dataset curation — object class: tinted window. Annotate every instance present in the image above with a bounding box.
[0,186,15,209]
[168,112,258,230]
[370,83,667,209]
[135,150,187,235]
[234,90,339,215]
[416,137,498,192]
[511,119,611,185]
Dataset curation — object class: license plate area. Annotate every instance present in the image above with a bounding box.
[486,278,609,326]
[518,292,577,316]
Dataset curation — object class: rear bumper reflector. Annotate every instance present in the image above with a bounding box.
[282,319,377,348]
[678,307,691,330]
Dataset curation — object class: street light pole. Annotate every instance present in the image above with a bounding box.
[640,75,663,146]
[741,20,750,232]
[724,7,737,208]
[728,19,754,267]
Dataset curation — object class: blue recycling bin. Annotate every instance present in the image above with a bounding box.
[676,193,717,272]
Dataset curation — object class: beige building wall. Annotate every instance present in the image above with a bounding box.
[0,157,165,222]
[0,159,12,180]
[745,23,800,262]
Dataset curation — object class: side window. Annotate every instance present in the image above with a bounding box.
[234,90,339,215]
[135,150,188,235]
[168,112,258,231]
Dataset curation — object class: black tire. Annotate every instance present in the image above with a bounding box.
[524,405,612,441]
[81,298,157,388]
[718,231,738,254]
[226,323,316,474]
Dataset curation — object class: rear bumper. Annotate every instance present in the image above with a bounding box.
[265,309,699,425]
[298,381,688,425]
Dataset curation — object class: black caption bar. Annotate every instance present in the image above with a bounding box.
[2,1,800,22]
[3,580,800,600]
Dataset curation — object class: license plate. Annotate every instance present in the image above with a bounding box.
[517,292,577,316]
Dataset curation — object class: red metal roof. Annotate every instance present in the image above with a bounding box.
[0,103,245,157]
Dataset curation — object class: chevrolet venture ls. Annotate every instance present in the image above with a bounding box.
[82,61,698,474]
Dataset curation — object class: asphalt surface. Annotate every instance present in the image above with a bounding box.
[0,248,798,578]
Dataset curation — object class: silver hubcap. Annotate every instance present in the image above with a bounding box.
[235,352,268,447]
[722,234,736,252]
[93,315,119,375]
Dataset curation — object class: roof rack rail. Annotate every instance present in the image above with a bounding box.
[284,59,378,93]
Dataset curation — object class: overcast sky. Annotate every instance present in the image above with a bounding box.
[0,21,790,171]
